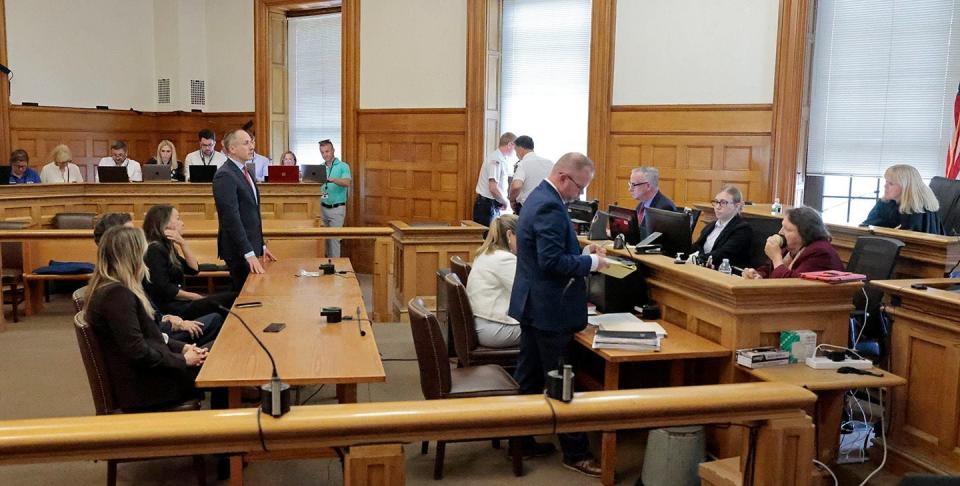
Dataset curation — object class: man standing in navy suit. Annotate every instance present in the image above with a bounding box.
[508,152,607,477]
[213,128,277,291]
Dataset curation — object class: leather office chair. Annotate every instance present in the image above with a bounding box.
[846,236,904,364]
[51,212,96,229]
[73,313,207,486]
[72,286,87,313]
[929,176,960,235]
[686,208,702,232]
[444,273,519,369]
[449,255,471,285]
[742,216,783,269]
[407,298,522,480]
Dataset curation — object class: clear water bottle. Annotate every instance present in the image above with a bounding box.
[719,258,732,275]
[771,197,782,215]
[705,255,714,270]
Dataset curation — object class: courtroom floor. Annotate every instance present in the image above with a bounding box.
[0,283,901,485]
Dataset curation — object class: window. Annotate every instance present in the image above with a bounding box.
[500,0,592,163]
[288,14,342,164]
[806,0,960,182]
[820,175,881,224]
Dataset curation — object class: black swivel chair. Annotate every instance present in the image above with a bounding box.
[929,176,960,235]
[742,216,783,269]
[846,236,905,364]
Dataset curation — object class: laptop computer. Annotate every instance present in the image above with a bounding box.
[268,165,300,183]
[189,165,217,183]
[301,165,327,183]
[142,165,172,182]
[97,166,130,183]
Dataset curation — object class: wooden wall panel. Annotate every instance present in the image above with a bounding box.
[357,109,467,225]
[605,105,773,209]
[8,106,253,174]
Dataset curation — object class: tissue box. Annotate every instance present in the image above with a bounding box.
[780,330,817,364]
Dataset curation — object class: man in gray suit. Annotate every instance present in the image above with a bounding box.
[213,129,277,291]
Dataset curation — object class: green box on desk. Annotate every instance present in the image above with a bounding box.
[780,330,817,364]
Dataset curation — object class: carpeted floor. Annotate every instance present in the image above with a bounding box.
[0,278,900,485]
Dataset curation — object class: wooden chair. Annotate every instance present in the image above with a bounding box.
[449,255,472,285]
[407,298,522,480]
[73,313,207,486]
[443,273,519,369]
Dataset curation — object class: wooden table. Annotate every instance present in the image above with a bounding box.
[694,202,960,279]
[195,257,385,485]
[576,322,730,486]
[870,278,960,475]
[739,364,906,465]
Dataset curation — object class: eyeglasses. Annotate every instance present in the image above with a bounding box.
[628,181,649,189]
[711,199,734,207]
[566,173,587,191]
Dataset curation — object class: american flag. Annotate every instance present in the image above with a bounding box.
[948,81,960,179]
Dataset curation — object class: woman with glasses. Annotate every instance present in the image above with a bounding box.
[862,164,942,235]
[39,144,84,183]
[692,185,753,270]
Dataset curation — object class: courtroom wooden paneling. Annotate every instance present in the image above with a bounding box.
[873,279,960,476]
[8,106,253,175]
[604,105,773,210]
[0,0,10,161]
[268,9,289,163]
[358,109,468,225]
[0,183,322,227]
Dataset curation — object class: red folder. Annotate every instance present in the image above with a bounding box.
[799,270,866,283]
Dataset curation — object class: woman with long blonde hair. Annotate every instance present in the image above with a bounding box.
[863,164,942,234]
[146,140,184,181]
[466,214,521,348]
[83,226,206,412]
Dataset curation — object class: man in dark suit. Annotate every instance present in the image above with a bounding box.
[213,129,276,291]
[626,166,678,244]
[508,152,607,477]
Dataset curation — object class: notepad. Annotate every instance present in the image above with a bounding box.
[598,256,637,279]
[588,313,668,337]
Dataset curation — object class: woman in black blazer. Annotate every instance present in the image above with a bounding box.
[692,185,753,270]
[83,226,206,412]
[142,204,236,319]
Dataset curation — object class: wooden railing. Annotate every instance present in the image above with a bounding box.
[0,383,817,486]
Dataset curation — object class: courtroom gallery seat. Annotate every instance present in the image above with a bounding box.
[407,297,522,480]
[51,212,96,229]
[449,255,471,285]
[73,312,207,486]
[72,286,87,313]
[444,273,519,369]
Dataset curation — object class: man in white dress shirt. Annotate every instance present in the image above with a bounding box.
[184,129,227,181]
[97,141,142,182]
[472,132,516,226]
[248,136,271,182]
[508,135,554,215]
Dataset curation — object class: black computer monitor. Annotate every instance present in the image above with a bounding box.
[568,199,598,224]
[645,207,692,258]
[607,205,636,241]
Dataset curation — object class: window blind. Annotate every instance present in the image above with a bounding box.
[500,0,592,163]
[807,0,960,179]
[289,14,342,164]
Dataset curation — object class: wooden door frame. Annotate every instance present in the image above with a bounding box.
[0,0,10,161]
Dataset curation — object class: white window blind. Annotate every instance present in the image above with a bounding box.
[807,0,960,179]
[289,14,341,164]
[501,0,591,163]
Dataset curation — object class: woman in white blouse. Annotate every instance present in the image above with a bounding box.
[40,144,84,184]
[466,214,520,348]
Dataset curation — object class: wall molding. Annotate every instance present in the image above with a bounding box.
[0,0,10,161]
[586,0,616,205]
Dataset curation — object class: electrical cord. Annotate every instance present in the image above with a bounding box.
[853,287,870,348]
[299,384,327,405]
[813,459,838,486]
[858,388,888,486]
[256,407,268,452]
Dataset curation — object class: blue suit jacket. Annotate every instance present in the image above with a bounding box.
[508,180,593,333]
[213,159,264,263]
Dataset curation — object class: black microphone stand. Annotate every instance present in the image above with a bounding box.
[217,304,290,417]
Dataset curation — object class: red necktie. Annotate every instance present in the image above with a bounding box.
[242,165,257,202]
[637,206,645,224]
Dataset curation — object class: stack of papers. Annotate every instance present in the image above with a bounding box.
[598,257,637,279]
[589,313,666,351]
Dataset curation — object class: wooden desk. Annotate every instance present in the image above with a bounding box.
[195,257,385,485]
[576,322,730,485]
[740,364,906,465]
[694,202,960,279]
[870,278,960,475]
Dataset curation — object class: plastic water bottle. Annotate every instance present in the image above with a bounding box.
[705,255,714,270]
[771,198,782,215]
[719,258,732,275]
[718,258,732,275]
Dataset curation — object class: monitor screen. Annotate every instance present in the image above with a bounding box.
[645,207,692,258]
[607,205,635,241]
[568,199,598,224]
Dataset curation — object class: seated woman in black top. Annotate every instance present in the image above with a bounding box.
[142,204,236,319]
[692,185,753,270]
[862,164,942,234]
[84,226,206,412]
[145,140,185,181]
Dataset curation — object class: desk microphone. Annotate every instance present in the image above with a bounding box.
[217,304,290,417]
[356,306,366,337]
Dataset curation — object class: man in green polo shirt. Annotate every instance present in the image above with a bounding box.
[319,139,352,257]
